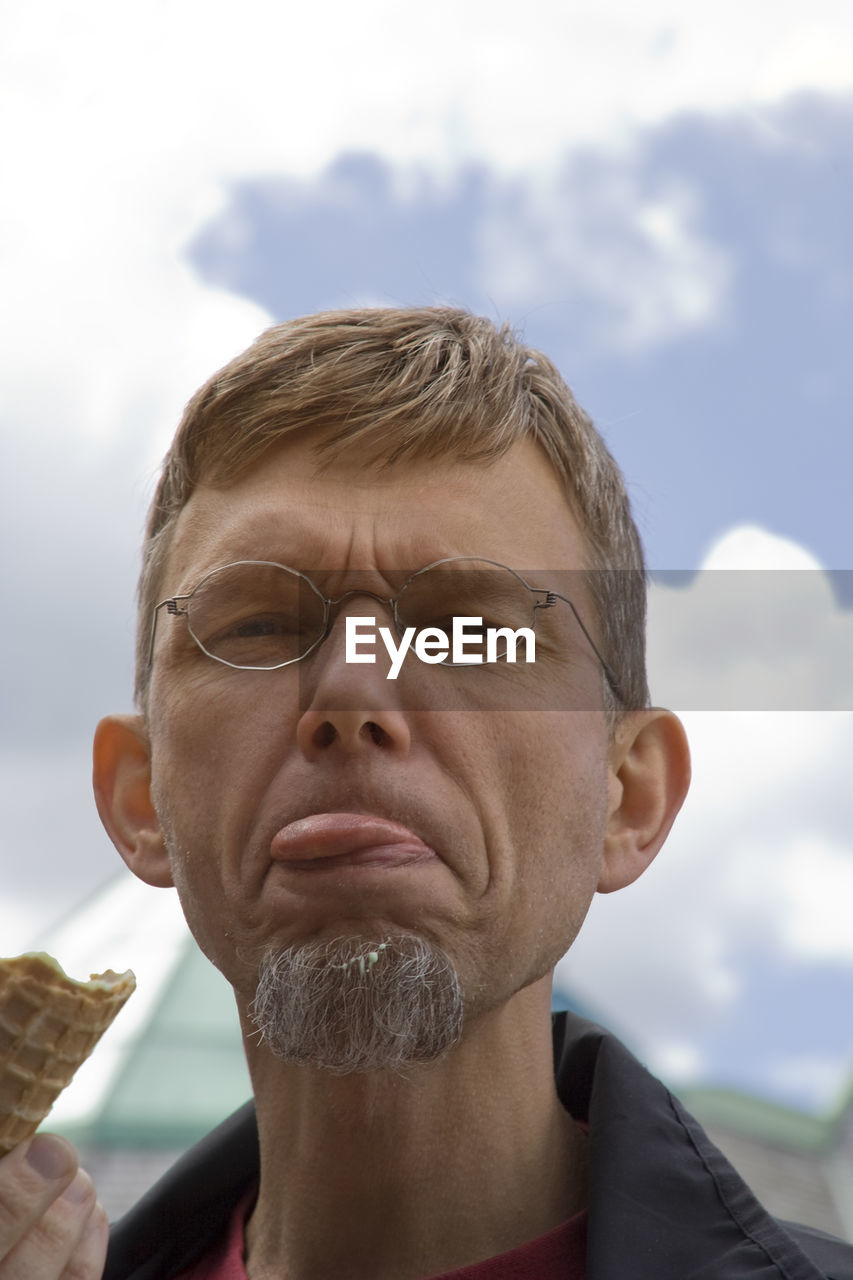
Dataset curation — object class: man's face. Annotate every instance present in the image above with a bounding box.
[144,436,615,1022]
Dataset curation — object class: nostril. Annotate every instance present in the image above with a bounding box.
[363,721,389,747]
[313,722,339,749]
[310,720,389,750]
[297,709,411,758]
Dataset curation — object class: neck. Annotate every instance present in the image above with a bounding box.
[241,979,586,1280]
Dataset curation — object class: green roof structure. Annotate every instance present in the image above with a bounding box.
[38,874,251,1149]
[680,1085,835,1154]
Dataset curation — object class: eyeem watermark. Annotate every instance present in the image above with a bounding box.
[346,616,536,679]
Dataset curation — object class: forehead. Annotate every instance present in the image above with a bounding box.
[165,436,589,586]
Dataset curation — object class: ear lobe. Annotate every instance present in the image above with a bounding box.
[598,709,691,895]
[93,714,174,889]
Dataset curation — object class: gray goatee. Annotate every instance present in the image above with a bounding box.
[250,934,464,1074]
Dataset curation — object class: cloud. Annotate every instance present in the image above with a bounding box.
[0,745,121,956]
[765,1053,853,1108]
[646,527,853,708]
[478,168,731,352]
[682,713,853,969]
[760,838,853,963]
[560,704,853,1106]
[558,527,853,1106]
[651,1039,707,1084]
[4,3,850,496]
[3,6,851,425]
[1,1,851,1119]
[6,2,852,196]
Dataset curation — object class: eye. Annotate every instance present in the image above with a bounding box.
[222,613,300,639]
[196,609,311,666]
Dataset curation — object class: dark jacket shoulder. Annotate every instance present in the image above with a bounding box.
[105,1102,258,1280]
[105,1014,853,1279]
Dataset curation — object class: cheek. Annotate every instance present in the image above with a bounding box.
[146,683,291,964]
[148,749,263,997]
[149,673,291,818]
[451,714,610,1009]
[500,710,609,819]
[500,714,610,923]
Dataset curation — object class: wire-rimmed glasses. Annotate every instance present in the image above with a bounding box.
[148,556,621,697]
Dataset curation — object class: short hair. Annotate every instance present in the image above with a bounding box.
[136,306,649,712]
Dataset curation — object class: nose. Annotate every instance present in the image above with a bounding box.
[295,602,413,760]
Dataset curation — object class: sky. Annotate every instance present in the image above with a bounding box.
[1,0,852,1115]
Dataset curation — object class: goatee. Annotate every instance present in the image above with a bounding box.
[249,934,464,1074]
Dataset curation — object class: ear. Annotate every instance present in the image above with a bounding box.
[92,714,174,888]
[598,709,691,894]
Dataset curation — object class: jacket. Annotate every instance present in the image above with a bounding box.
[105,1013,853,1278]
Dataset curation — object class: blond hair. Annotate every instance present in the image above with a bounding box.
[137,307,648,711]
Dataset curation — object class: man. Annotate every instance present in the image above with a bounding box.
[2,307,851,1278]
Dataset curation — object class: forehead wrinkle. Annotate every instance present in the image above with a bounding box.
[162,437,590,598]
[163,485,445,596]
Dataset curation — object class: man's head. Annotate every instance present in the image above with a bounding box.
[95,306,689,1075]
[135,306,649,715]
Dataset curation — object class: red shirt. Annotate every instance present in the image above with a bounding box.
[178,1192,587,1280]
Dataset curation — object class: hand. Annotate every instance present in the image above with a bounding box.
[0,1134,108,1279]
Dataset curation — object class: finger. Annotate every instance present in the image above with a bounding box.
[0,1136,78,1259]
[0,1169,99,1280]
[60,1199,109,1280]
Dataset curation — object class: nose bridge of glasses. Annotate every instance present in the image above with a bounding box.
[323,587,399,634]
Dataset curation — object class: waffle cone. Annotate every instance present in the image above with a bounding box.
[0,953,135,1155]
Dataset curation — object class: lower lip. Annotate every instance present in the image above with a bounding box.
[277,844,436,873]
[269,814,438,874]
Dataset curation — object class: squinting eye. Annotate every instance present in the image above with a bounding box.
[192,607,313,667]
[224,614,299,638]
[196,610,302,646]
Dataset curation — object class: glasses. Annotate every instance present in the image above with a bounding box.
[149,556,621,695]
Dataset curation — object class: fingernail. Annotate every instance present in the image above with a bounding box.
[25,1134,77,1181]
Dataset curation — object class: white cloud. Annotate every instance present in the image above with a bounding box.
[479,172,731,351]
[6,2,852,193]
[700,526,824,571]
[680,715,853,966]
[652,1040,707,1084]
[677,709,850,831]
[3,0,849,473]
[562,528,853,1098]
[770,839,853,962]
[0,745,123,953]
[647,526,853,709]
[1,1,851,1116]
[563,704,853,1093]
[765,1053,853,1110]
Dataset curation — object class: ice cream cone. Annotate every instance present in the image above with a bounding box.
[0,953,135,1156]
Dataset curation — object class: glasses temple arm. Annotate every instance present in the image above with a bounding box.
[538,591,625,705]
[147,597,189,669]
